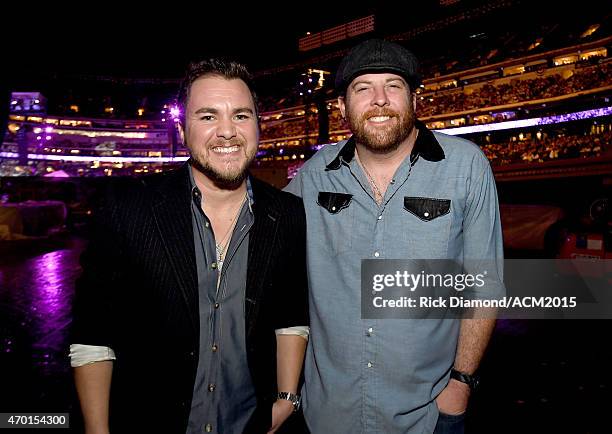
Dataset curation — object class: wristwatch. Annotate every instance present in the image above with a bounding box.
[450,368,480,391]
[277,392,301,412]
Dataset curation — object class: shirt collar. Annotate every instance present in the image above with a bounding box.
[188,162,255,212]
[325,120,445,171]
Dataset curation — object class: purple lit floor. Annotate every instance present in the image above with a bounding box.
[0,239,610,433]
[0,238,85,431]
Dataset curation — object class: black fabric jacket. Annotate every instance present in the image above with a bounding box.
[71,164,309,433]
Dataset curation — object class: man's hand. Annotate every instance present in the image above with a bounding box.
[271,334,307,433]
[435,378,470,415]
[267,399,294,433]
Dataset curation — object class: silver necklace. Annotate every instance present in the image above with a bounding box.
[357,153,384,204]
[214,194,247,269]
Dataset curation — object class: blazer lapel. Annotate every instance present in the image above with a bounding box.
[150,164,199,332]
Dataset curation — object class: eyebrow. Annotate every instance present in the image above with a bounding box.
[351,77,407,87]
[194,107,255,115]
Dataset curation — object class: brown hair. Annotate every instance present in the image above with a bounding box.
[176,58,258,124]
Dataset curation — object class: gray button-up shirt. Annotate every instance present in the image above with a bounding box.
[187,166,257,434]
[285,121,504,433]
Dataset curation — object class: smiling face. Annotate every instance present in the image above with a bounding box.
[179,74,259,187]
[339,73,417,154]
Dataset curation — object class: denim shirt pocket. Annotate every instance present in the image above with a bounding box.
[317,192,353,214]
[403,197,451,221]
[402,196,451,257]
[317,192,354,255]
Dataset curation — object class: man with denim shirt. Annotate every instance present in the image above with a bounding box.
[285,39,504,433]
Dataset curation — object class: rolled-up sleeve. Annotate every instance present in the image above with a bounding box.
[69,344,116,367]
[275,326,310,340]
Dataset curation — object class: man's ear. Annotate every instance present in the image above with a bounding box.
[338,96,346,120]
[177,121,185,144]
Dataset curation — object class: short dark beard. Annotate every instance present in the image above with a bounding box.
[346,105,416,154]
[189,157,248,191]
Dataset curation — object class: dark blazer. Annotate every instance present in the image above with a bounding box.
[71,164,309,433]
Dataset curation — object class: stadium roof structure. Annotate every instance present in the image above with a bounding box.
[8,0,602,80]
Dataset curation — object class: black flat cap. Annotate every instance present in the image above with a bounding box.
[335,39,421,93]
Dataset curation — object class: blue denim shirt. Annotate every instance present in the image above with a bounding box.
[285,121,504,433]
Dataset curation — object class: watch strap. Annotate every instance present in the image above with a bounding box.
[277,392,301,412]
[450,368,480,391]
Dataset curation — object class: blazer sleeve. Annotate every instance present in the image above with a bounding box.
[70,182,125,349]
[273,195,309,330]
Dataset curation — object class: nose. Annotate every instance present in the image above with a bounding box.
[216,118,237,140]
[371,85,390,107]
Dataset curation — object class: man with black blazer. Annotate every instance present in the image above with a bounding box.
[70,59,309,434]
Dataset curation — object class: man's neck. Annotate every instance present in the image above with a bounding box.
[356,127,418,177]
[191,165,247,210]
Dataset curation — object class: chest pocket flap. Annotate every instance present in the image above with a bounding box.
[317,192,353,214]
[404,197,451,221]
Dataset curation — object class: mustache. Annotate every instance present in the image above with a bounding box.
[360,108,399,121]
[208,138,246,148]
